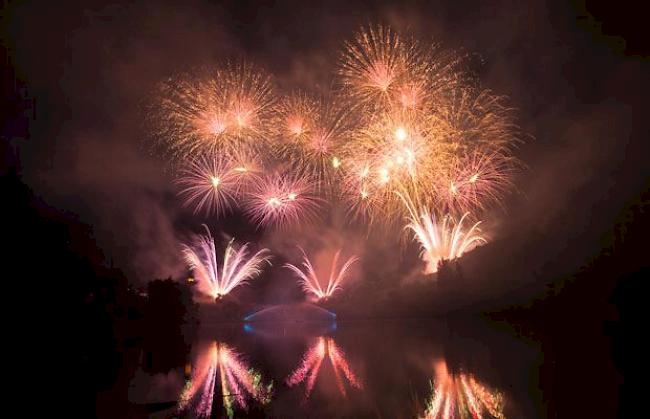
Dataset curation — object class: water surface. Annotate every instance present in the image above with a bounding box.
[128,319,541,418]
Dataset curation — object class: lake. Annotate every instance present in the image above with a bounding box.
[126,317,542,418]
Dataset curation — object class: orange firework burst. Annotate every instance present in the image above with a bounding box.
[275,92,319,144]
[339,25,412,110]
[339,84,521,227]
[340,106,451,225]
[275,92,350,192]
[338,25,460,115]
[155,62,276,158]
[433,87,520,156]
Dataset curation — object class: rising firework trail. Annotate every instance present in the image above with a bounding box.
[182,225,271,300]
[420,360,505,419]
[287,336,362,399]
[178,341,272,418]
[284,248,359,301]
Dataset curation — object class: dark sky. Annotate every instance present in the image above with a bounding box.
[3,0,648,294]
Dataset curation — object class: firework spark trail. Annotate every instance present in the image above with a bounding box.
[178,341,272,418]
[435,87,520,156]
[400,187,485,274]
[421,360,505,419]
[287,337,362,399]
[245,173,322,229]
[182,225,271,299]
[406,210,486,274]
[284,248,359,301]
[286,337,326,396]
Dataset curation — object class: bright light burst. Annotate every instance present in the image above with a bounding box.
[287,336,362,398]
[155,62,276,158]
[176,152,260,215]
[245,173,322,229]
[406,209,486,274]
[339,25,414,109]
[178,341,272,418]
[181,226,271,300]
[421,360,505,419]
[284,248,359,301]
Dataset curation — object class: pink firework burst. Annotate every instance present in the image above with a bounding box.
[284,247,359,301]
[181,225,271,300]
[176,152,260,216]
[244,172,322,229]
[176,153,239,216]
[440,152,515,213]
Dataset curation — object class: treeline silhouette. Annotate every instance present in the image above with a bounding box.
[3,166,198,417]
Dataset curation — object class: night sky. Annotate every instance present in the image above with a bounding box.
[4,1,648,285]
[2,1,648,417]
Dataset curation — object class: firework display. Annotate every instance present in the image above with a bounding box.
[156,62,276,158]
[156,23,521,295]
[284,248,359,301]
[244,172,322,229]
[421,360,505,419]
[181,225,271,300]
[176,151,261,216]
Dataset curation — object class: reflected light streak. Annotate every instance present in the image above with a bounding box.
[178,341,272,418]
[421,360,505,419]
[286,336,362,399]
